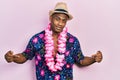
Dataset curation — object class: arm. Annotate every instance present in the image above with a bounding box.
[80,51,103,66]
[80,56,96,66]
[4,51,27,64]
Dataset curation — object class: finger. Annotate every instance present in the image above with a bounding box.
[13,54,20,58]
[91,54,97,58]
[97,51,102,55]
[96,54,102,59]
[97,58,102,63]
[8,51,13,55]
[96,56,103,63]
[97,51,103,57]
[7,57,13,62]
[5,56,13,62]
[6,51,13,56]
[97,50,101,53]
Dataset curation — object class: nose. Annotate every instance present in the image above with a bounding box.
[58,20,63,26]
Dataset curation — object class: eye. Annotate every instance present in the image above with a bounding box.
[62,19,67,23]
[54,16,60,21]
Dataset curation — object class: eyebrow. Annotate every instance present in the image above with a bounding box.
[54,15,68,20]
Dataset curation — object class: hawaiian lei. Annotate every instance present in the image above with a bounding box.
[44,23,67,72]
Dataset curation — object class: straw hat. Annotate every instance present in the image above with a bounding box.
[49,2,73,20]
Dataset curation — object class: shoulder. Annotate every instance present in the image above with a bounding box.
[67,32,79,42]
[33,30,45,37]
[29,30,45,41]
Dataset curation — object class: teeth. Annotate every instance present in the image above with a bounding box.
[56,27,61,30]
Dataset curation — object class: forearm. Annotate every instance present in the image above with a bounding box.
[80,56,96,66]
[13,53,27,64]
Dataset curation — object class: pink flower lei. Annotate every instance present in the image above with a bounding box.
[44,23,67,72]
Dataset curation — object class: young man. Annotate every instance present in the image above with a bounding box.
[5,2,103,80]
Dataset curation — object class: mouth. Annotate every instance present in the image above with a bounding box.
[54,26,63,31]
[56,27,62,31]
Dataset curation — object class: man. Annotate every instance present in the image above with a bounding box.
[5,2,103,80]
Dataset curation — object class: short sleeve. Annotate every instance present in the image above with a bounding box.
[72,38,84,64]
[22,38,36,60]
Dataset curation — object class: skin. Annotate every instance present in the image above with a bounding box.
[4,13,103,66]
[4,51,26,64]
[49,13,68,56]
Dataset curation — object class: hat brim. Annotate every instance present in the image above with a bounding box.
[49,10,73,20]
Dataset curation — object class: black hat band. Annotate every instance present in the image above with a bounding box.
[55,9,68,13]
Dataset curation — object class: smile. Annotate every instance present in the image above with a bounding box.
[56,27,62,30]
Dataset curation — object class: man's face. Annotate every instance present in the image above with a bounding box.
[50,13,68,33]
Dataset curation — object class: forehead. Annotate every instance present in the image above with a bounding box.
[52,13,69,19]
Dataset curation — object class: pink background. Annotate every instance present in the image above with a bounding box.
[0,0,120,80]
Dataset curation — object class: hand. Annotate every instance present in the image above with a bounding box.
[92,51,103,63]
[4,51,14,63]
[13,54,21,62]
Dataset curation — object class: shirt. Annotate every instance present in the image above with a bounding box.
[22,31,84,80]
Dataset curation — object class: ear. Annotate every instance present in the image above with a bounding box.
[49,16,52,22]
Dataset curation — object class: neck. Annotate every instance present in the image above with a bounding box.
[52,32,59,38]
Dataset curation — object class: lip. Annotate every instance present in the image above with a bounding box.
[55,27,62,31]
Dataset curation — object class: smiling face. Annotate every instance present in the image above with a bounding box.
[50,13,68,34]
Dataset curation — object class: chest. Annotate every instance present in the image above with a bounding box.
[53,38,58,57]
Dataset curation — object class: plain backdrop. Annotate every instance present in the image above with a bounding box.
[0,0,120,80]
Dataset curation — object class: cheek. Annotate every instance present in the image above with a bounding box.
[51,19,57,25]
[63,23,66,26]
[53,20,59,25]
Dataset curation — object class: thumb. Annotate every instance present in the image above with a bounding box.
[13,54,20,58]
[91,54,97,58]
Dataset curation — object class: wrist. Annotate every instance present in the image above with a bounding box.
[12,54,27,64]
[91,56,96,63]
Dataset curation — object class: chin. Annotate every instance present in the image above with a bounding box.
[54,29,62,33]
[57,30,63,33]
